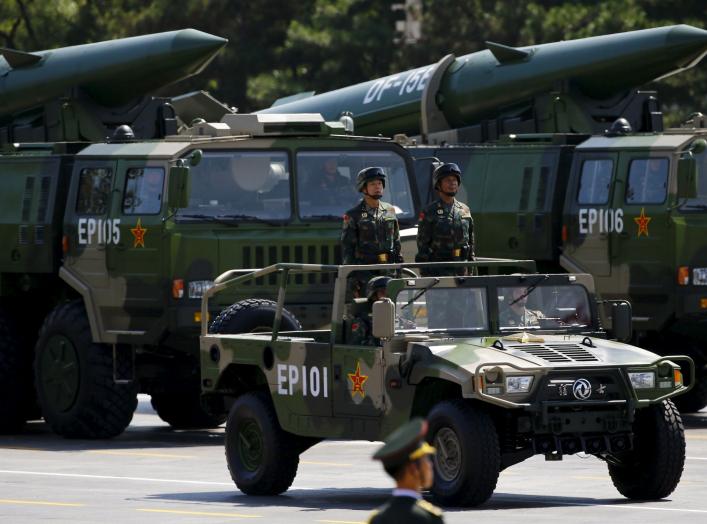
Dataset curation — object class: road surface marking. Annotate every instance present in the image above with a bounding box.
[0,469,233,486]
[0,499,84,507]
[137,508,261,518]
[88,450,196,459]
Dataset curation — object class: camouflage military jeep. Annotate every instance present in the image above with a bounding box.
[200,260,694,507]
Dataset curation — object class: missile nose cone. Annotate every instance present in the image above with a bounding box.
[666,24,707,67]
[172,28,229,54]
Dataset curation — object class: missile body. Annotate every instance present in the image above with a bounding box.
[0,29,227,117]
[259,25,707,137]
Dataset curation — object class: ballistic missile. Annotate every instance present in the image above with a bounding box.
[0,29,227,116]
[260,24,707,137]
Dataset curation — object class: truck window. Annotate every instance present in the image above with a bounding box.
[122,167,164,215]
[296,150,414,220]
[76,167,113,215]
[577,159,612,204]
[177,151,291,221]
[498,285,591,330]
[625,158,668,204]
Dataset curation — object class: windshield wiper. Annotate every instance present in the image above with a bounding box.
[218,214,282,226]
[306,214,342,220]
[681,204,707,210]
[401,278,440,311]
[509,274,550,306]
[176,213,241,226]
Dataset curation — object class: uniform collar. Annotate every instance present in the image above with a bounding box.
[392,488,422,499]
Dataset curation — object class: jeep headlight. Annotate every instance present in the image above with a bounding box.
[628,371,655,389]
[506,375,534,393]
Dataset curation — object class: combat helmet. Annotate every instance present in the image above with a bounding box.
[356,166,386,192]
[433,162,461,189]
[366,275,391,301]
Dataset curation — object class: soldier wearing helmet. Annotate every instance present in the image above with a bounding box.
[341,167,402,296]
[347,276,391,345]
[416,163,475,277]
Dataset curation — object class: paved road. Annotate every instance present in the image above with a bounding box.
[1,396,706,523]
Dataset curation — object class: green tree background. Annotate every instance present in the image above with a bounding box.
[0,0,704,126]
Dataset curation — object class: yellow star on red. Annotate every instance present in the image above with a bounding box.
[131,218,147,248]
[348,361,369,399]
[633,207,652,238]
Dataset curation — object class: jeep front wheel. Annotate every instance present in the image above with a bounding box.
[427,399,500,506]
[34,301,138,438]
[225,391,299,495]
[607,399,685,499]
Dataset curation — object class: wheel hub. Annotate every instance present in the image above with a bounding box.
[238,420,264,471]
[39,334,80,413]
[433,427,462,482]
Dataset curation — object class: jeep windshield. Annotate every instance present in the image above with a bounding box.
[176,150,292,222]
[296,150,415,221]
[497,283,592,331]
[393,286,489,334]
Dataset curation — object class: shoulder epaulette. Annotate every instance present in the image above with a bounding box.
[416,499,443,517]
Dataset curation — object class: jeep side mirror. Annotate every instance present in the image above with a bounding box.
[611,301,633,343]
[168,165,191,208]
[677,157,698,199]
[372,298,395,339]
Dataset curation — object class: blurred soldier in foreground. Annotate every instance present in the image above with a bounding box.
[368,418,444,523]
[341,167,402,296]
[416,162,474,277]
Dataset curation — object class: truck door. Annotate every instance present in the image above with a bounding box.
[611,154,673,318]
[564,154,619,278]
[104,160,167,339]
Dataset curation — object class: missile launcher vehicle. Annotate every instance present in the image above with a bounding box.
[0,32,421,438]
[201,260,694,506]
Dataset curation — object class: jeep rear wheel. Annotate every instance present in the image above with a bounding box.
[427,400,500,506]
[226,391,299,495]
[607,399,685,499]
[0,308,38,433]
[34,301,138,438]
[209,299,301,334]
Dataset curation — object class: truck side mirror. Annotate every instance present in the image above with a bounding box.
[168,166,191,208]
[611,301,633,343]
[372,298,395,339]
[677,157,698,199]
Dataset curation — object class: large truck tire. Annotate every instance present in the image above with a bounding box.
[225,391,299,495]
[34,300,138,438]
[0,308,39,433]
[209,299,301,334]
[151,386,226,429]
[427,399,500,507]
[608,399,685,499]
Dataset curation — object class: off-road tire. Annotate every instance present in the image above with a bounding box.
[674,365,707,413]
[0,309,38,432]
[151,389,226,429]
[209,299,301,334]
[608,399,685,499]
[34,301,138,438]
[225,391,299,495]
[427,399,500,506]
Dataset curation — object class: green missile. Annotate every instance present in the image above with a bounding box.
[260,24,707,136]
[0,29,227,116]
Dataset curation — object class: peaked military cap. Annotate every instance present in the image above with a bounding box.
[373,418,436,469]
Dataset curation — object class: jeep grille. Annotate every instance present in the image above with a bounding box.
[507,343,599,363]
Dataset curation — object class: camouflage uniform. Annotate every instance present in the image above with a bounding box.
[499,306,545,328]
[415,199,474,277]
[348,303,375,346]
[342,200,402,265]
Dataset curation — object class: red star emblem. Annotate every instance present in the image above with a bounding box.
[633,207,652,238]
[348,361,369,399]
[130,218,147,248]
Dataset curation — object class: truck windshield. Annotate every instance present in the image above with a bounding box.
[296,150,415,220]
[497,284,592,331]
[176,151,291,221]
[393,287,489,333]
[679,147,707,212]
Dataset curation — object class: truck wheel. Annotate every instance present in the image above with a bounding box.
[427,399,500,506]
[209,299,301,334]
[0,309,38,432]
[225,391,299,495]
[674,363,707,413]
[608,399,685,499]
[151,388,227,429]
[34,301,138,438]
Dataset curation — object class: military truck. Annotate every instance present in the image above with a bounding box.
[404,126,707,412]
[201,260,693,507]
[0,112,421,438]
